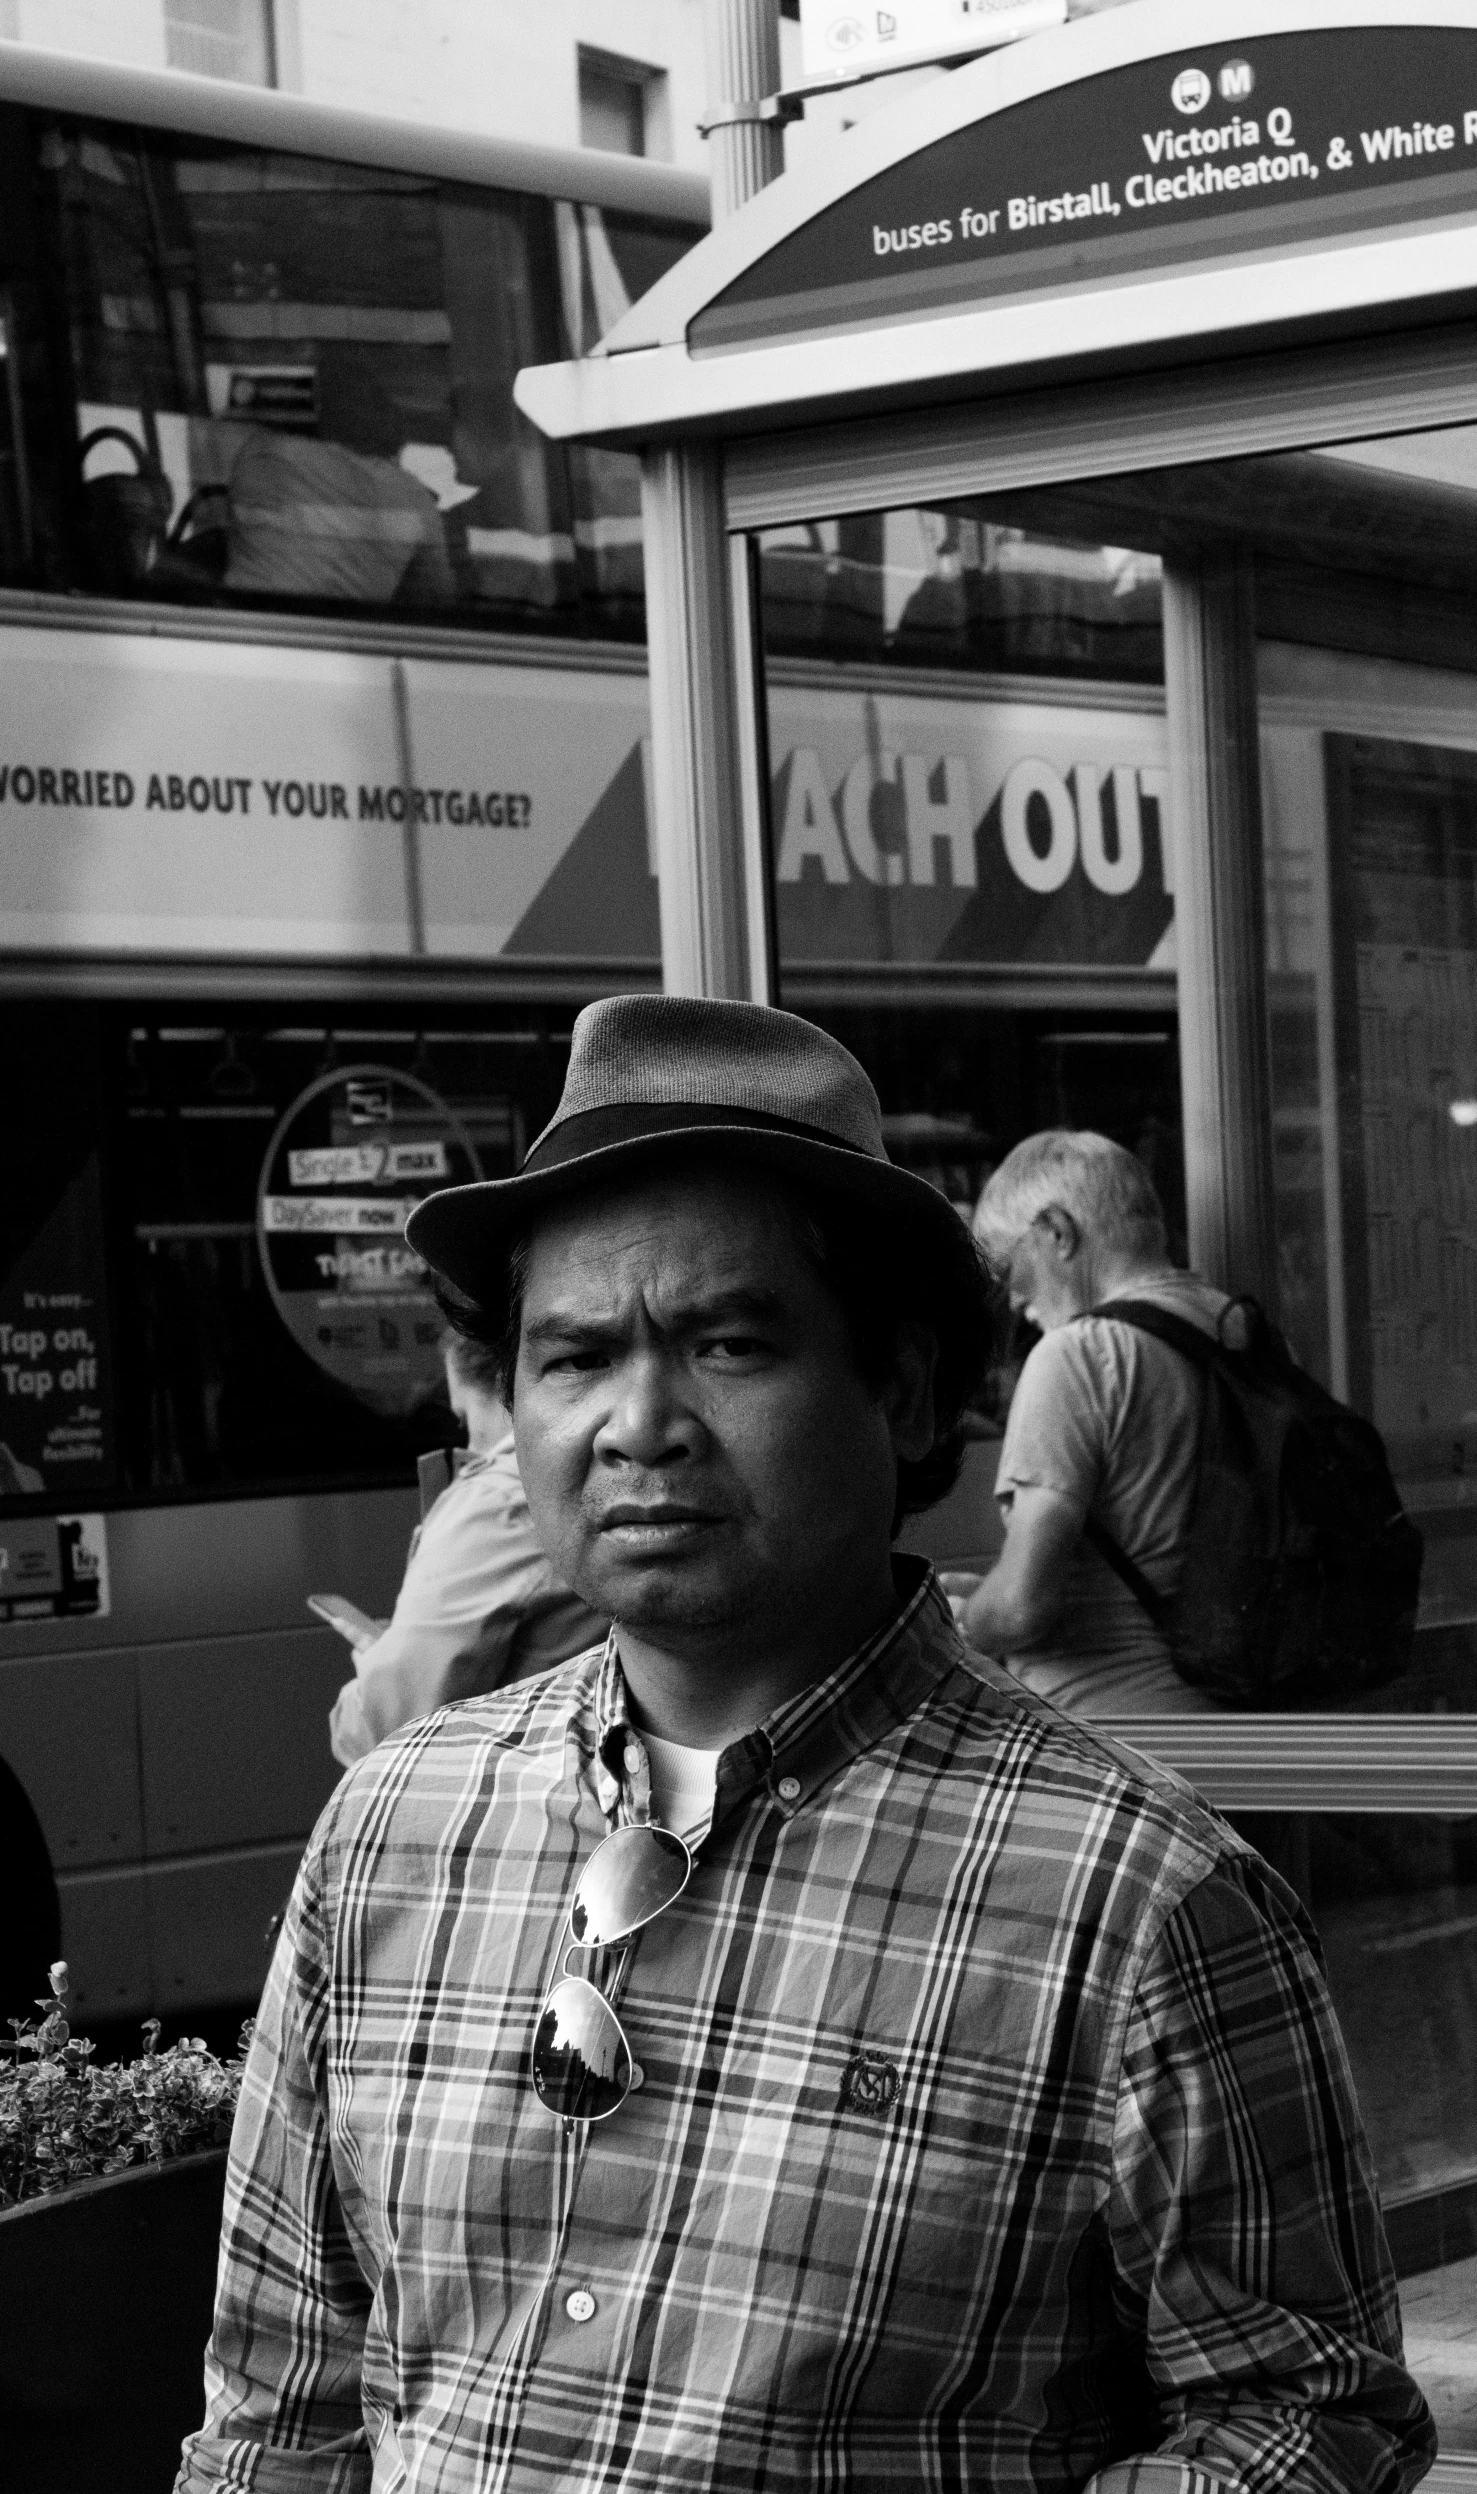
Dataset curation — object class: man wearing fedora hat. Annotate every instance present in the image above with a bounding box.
[179,996,1430,2494]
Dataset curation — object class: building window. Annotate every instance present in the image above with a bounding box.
[578,47,667,159]
[164,0,276,87]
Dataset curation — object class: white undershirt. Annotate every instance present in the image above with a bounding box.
[641,1730,721,1846]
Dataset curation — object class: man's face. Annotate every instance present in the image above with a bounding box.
[1000,1213,1083,1333]
[512,1164,930,1654]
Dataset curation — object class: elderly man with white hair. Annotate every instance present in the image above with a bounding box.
[950,1128,1228,1715]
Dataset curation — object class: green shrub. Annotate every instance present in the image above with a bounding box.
[0,1963,250,2209]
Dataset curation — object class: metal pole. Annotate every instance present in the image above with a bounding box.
[640,0,783,999]
[704,0,784,219]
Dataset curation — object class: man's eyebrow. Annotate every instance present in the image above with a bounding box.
[522,1286,789,1345]
[666,1286,788,1331]
[521,1310,620,1347]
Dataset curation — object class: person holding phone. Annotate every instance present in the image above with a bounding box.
[326,1331,604,1765]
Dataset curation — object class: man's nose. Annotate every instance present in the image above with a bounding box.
[594,1348,700,1466]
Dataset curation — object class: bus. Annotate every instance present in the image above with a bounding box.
[0,41,1194,2033]
[0,43,710,2029]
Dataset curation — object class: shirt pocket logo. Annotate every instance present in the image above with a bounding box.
[840,2048,900,2116]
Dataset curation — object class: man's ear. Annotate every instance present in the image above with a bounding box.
[1040,1205,1080,1262]
[883,1321,939,1463]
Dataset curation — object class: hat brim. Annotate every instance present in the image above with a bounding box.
[406,1116,972,1307]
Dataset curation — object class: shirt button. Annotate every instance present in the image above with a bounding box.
[623,1744,642,1772]
[565,2288,597,2323]
[776,1775,801,1802]
[629,2061,645,2090]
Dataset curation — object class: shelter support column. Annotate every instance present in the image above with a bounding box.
[641,443,754,999]
[1162,548,1279,1305]
[641,0,781,1002]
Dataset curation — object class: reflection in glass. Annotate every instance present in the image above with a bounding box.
[568,1823,690,1947]
[532,1976,631,2123]
[3,112,700,634]
[758,515,1169,983]
[1242,1814,1477,2453]
[754,419,1477,1707]
[760,512,1163,682]
[1259,637,1477,1687]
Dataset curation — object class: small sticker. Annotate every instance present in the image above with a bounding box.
[0,1512,109,1623]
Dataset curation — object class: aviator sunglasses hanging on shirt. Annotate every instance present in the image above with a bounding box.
[532,1822,694,2125]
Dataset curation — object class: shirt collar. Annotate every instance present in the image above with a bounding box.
[591,1556,959,1839]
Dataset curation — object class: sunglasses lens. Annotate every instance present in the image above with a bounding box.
[569,1823,691,1947]
[532,1977,631,2122]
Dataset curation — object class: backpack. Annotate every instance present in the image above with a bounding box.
[1081,1296,1423,1708]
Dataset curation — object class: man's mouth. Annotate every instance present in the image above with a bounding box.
[597,1504,719,1551]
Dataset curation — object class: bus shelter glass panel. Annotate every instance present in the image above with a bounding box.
[757,504,1181,1496]
[1235,1811,1477,2455]
[756,435,1477,1715]
[1087,417,1477,1708]
[757,509,1176,1196]
[1260,620,1477,1698]
[0,105,700,635]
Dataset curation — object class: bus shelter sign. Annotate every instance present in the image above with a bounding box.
[256,1066,481,1421]
[696,24,1477,348]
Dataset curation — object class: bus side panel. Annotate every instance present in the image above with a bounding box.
[0,1485,416,2022]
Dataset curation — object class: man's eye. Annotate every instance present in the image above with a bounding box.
[701,1335,768,1360]
[543,1349,608,1375]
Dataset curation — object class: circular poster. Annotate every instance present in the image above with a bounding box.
[256,1064,482,1419]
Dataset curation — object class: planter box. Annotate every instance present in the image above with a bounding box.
[0,2147,227,2492]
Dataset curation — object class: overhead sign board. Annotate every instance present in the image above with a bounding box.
[695,24,1477,349]
[799,0,1065,87]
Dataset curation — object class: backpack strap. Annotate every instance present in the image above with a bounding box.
[1085,1295,1225,1367]
[1082,1514,1171,1627]
[1075,1293,1236,1631]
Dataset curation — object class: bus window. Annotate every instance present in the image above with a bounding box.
[0,1003,583,1511]
[556,201,687,638]
[20,115,698,636]
[0,296,32,578]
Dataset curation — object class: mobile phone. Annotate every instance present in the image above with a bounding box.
[307,1593,379,1645]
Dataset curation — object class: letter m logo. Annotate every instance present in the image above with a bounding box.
[1218,58,1255,100]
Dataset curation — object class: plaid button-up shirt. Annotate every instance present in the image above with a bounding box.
[178,1563,1433,2494]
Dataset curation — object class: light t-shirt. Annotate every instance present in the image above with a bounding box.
[642,1730,721,1846]
[346,1434,605,1750]
[994,1271,1230,1717]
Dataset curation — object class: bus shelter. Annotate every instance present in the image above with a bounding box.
[518,4,1477,2430]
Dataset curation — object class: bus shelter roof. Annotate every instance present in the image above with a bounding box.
[515,0,1477,452]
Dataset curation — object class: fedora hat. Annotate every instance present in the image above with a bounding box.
[406,993,976,1303]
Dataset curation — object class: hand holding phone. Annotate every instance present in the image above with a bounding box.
[308,1593,383,1652]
